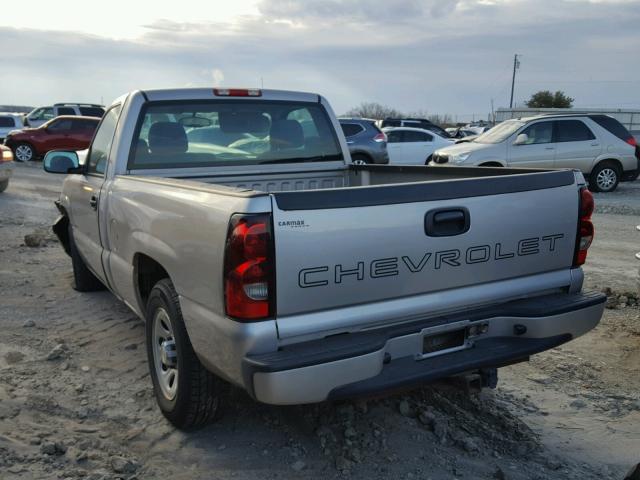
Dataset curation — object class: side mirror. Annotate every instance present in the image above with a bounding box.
[43,151,81,174]
[514,133,529,145]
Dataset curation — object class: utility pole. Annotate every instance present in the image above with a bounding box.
[490,98,495,124]
[509,54,520,109]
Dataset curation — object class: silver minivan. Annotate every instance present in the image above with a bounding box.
[431,114,639,192]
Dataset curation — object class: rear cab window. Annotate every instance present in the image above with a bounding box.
[128,100,343,169]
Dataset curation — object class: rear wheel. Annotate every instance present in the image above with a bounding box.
[0,179,8,193]
[351,154,371,165]
[146,278,223,430]
[590,161,620,192]
[13,143,35,162]
[68,224,105,291]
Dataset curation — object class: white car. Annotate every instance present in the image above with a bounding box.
[0,113,24,143]
[431,114,640,192]
[24,103,104,127]
[383,127,454,165]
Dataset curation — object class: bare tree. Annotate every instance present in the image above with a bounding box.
[343,102,403,119]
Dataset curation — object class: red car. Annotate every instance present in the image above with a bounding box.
[4,115,100,162]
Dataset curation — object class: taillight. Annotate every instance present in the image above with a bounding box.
[0,148,13,163]
[626,137,637,147]
[573,188,594,266]
[373,132,386,143]
[224,213,274,320]
[214,88,262,97]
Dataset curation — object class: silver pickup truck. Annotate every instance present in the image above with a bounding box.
[44,88,605,429]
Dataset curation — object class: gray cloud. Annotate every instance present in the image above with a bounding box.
[2,0,640,119]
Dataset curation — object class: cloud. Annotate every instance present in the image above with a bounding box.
[1,0,640,119]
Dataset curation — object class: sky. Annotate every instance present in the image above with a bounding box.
[1,0,640,120]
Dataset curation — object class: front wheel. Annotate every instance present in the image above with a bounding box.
[13,143,35,162]
[590,162,620,192]
[146,278,223,430]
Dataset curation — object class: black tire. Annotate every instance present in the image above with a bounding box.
[13,142,35,162]
[351,154,371,165]
[146,278,222,430]
[68,224,105,291]
[589,161,620,193]
[0,179,8,193]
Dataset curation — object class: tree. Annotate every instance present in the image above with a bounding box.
[343,102,403,119]
[525,90,574,108]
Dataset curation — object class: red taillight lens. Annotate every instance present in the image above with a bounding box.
[573,188,594,266]
[626,137,637,147]
[224,214,274,320]
[373,132,386,143]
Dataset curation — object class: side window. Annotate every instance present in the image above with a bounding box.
[42,108,54,120]
[403,130,432,142]
[47,119,73,132]
[71,119,98,131]
[386,131,403,143]
[0,117,15,127]
[555,120,595,142]
[520,121,553,144]
[57,107,76,115]
[86,105,121,175]
[340,123,364,138]
[79,107,105,117]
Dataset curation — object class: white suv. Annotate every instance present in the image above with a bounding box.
[431,114,640,192]
[24,103,104,128]
[0,113,24,143]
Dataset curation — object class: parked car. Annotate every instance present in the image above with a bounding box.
[24,103,105,128]
[44,87,604,430]
[383,126,454,164]
[379,118,451,139]
[0,145,13,192]
[0,113,25,143]
[431,114,640,192]
[339,118,389,164]
[5,115,100,162]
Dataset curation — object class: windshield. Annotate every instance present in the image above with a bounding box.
[474,120,525,144]
[128,100,343,169]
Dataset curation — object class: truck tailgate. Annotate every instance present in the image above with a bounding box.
[271,171,579,339]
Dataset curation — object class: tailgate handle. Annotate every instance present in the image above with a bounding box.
[425,207,470,237]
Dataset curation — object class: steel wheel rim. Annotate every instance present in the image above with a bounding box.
[352,159,366,165]
[152,308,178,401]
[15,145,32,162]
[596,168,616,190]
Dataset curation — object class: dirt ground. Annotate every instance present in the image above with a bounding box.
[1,162,638,480]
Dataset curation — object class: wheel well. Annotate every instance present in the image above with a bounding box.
[593,158,623,174]
[351,152,372,162]
[478,162,503,167]
[135,253,170,309]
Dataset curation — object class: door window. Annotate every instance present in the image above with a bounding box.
[47,119,74,131]
[403,130,433,142]
[57,107,76,115]
[554,120,595,142]
[79,107,105,117]
[0,117,15,127]
[31,107,54,121]
[71,119,99,132]
[86,105,121,175]
[520,121,553,144]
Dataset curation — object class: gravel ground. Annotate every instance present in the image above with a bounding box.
[0,163,638,480]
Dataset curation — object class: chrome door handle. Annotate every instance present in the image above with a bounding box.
[545,147,555,150]
[591,142,600,146]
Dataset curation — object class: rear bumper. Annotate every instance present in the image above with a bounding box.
[244,291,605,404]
